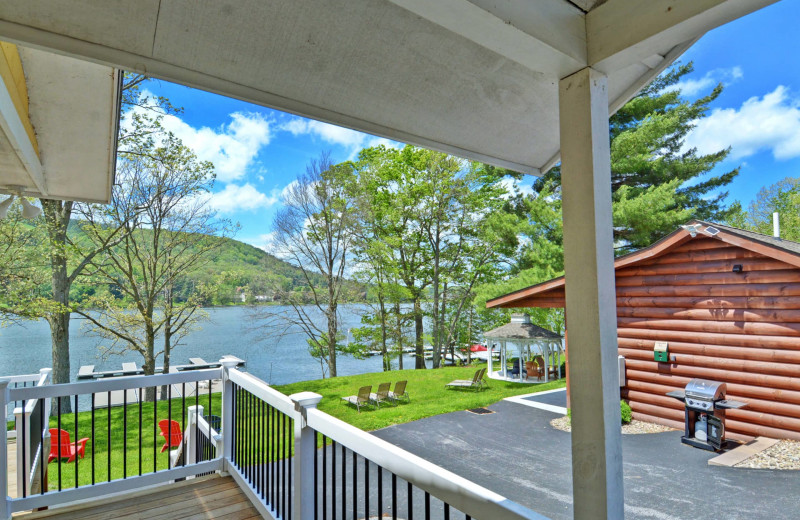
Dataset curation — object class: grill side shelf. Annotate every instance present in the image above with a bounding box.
[716,399,747,409]
[666,390,686,401]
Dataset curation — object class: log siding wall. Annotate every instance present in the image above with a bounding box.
[616,238,800,441]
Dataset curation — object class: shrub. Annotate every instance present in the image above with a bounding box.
[620,400,632,424]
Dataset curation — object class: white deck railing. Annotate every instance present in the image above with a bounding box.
[1,366,223,516]
[1,361,546,520]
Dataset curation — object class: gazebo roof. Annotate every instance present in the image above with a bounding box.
[484,314,562,341]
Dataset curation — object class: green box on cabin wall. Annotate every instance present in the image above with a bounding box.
[654,341,669,362]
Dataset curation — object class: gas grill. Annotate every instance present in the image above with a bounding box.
[667,378,746,451]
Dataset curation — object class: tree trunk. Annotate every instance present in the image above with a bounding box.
[414,298,425,369]
[159,325,172,401]
[395,302,404,370]
[327,303,338,377]
[379,297,390,371]
[145,329,157,402]
[42,199,73,414]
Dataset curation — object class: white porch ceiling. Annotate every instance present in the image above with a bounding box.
[0,0,777,192]
[0,46,120,203]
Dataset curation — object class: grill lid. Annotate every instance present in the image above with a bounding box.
[685,378,726,401]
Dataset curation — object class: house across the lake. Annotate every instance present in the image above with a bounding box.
[488,221,800,441]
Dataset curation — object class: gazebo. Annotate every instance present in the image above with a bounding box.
[484,314,563,383]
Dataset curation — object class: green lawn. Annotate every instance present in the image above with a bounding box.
[36,365,564,489]
[275,364,566,431]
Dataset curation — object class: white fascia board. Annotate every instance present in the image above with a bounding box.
[388,0,587,77]
[0,73,46,195]
[587,0,779,73]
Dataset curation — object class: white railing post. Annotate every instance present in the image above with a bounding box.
[219,358,239,474]
[290,391,323,520]
[0,379,9,520]
[186,405,203,466]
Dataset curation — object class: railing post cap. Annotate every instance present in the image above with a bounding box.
[219,356,240,369]
[290,391,323,409]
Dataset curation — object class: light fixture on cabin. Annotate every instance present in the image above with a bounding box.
[732,264,743,274]
[680,224,703,237]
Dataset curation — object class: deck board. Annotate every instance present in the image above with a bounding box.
[15,475,261,520]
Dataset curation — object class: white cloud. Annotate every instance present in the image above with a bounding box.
[280,117,400,158]
[208,183,280,214]
[684,85,800,161]
[160,112,272,182]
[669,66,743,97]
[124,90,273,183]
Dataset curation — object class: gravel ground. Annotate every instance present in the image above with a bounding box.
[549,416,675,434]
[735,440,800,470]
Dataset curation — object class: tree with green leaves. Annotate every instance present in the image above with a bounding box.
[263,153,360,378]
[533,62,737,255]
[76,124,229,401]
[727,177,800,240]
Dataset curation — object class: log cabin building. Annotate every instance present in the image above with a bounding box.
[487,220,800,441]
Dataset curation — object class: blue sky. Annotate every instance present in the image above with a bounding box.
[142,1,800,248]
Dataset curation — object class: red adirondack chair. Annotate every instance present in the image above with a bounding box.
[48,428,89,463]
[158,419,183,453]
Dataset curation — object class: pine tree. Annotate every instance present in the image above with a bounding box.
[533,62,738,256]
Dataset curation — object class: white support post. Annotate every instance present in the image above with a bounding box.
[0,380,9,520]
[290,392,323,520]
[219,358,239,474]
[186,405,204,466]
[559,66,624,519]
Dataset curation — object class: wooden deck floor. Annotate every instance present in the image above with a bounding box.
[15,475,262,520]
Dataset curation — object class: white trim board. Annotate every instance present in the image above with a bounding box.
[504,388,568,415]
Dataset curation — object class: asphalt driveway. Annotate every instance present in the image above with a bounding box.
[372,391,799,520]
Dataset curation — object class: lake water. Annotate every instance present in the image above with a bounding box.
[0,305,420,385]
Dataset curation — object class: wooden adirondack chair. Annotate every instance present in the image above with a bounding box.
[158,419,183,453]
[48,429,89,463]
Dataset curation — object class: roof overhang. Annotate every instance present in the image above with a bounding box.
[0,0,778,187]
[0,42,120,203]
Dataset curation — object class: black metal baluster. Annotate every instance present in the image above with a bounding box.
[181,382,186,467]
[57,395,62,491]
[153,388,158,473]
[444,503,450,520]
[289,416,293,520]
[364,457,369,520]
[208,379,212,418]
[332,440,337,520]
[322,434,327,520]
[281,411,286,518]
[424,491,430,520]
[139,387,143,476]
[465,515,471,520]
[408,482,413,520]
[106,391,111,482]
[352,450,357,520]
[21,397,26,498]
[194,381,199,468]
[378,465,383,519]
[260,398,265,499]
[39,399,45,495]
[392,473,397,520]
[91,393,95,485]
[74,394,79,488]
[341,444,346,520]
[167,384,172,470]
[123,389,127,478]
[269,405,274,508]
